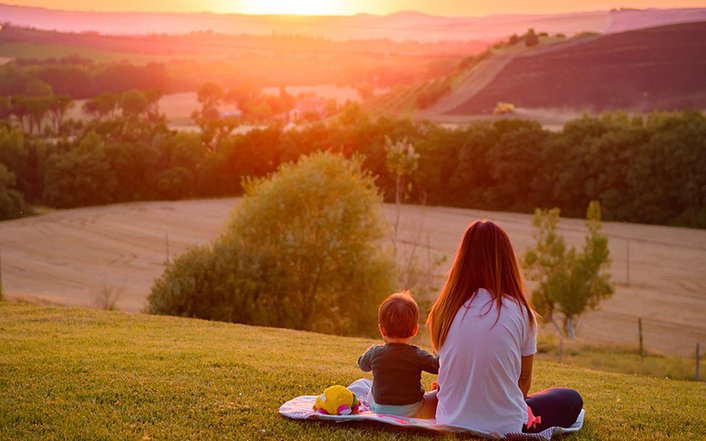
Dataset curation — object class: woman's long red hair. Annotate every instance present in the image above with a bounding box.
[427,219,535,352]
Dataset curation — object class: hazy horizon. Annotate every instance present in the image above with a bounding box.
[4,0,706,17]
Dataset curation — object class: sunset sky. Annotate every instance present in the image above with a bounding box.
[7,0,706,16]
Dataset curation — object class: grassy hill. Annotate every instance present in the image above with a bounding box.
[3,199,705,358]
[1,302,704,440]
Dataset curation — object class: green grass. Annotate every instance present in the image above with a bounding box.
[535,337,704,382]
[1,302,704,440]
[409,331,703,384]
[0,43,180,65]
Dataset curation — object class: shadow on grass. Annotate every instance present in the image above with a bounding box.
[283,418,583,440]
[285,418,584,441]
[288,418,454,439]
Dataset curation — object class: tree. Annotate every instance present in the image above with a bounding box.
[156,166,194,200]
[0,127,36,201]
[149,153,396,336]
[24,96,53,135]
[523,201,614,341]
[42,131,117,208]
[193,83,239,151]
[143,89,163,117]
[105,141,158,201]
[525,28,539,47]
[197,83,224,109]
[82,92,119,120]
[225,152,396,335]
[24,79,53,97]
[0,127,27,171]
[119,90,149,119]
[225,82,260,114]
[0,163,27,220]
[486,119,548,210]
[48,95,74,133]
[8,97,30,132]
[385,136,419,247]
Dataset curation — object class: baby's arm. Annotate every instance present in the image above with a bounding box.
[416,347,440,374]
[357,345,377,372]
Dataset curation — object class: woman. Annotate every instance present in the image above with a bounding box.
[426,220,582,433]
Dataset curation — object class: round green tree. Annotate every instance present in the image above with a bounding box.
[149,152,396,336]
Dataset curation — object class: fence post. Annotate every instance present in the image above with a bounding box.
[697,343,701,382]
[626,238,631,286]
[0,247,3,299]
[638,318,644,362]
[165,233,170,265]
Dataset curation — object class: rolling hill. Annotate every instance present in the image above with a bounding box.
[429,21,706,117]
[1,303,704,440]
[1,199,704,357]
[2,3,705,42]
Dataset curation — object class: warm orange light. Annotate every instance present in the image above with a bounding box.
[240,0,345,15]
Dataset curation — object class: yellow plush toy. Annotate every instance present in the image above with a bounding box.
[313,385,360,415]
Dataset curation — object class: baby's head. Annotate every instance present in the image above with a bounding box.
[378,290,419,342]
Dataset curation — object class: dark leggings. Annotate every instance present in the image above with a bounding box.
[523,388,583,433]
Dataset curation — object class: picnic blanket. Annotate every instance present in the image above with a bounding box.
[279,378,585,440]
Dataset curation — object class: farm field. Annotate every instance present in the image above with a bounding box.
[0,42,177,64]
[1,198,705,357]
[1,302,705,440]
[448,21,706,114]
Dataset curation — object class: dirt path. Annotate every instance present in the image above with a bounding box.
[1,199,704,356]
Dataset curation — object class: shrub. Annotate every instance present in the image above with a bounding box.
[149,153,396,336]
[148,242,290,325]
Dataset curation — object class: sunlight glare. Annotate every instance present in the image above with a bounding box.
[240,0,345,15]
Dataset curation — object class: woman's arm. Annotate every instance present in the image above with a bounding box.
[519,355,534,399]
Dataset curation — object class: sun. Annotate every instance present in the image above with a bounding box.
[240,0,346,15]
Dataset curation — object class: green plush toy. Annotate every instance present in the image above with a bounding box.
[313,385,360,415]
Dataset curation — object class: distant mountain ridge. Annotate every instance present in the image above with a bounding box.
[1,3,706,41]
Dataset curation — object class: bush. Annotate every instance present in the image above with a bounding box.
[149,152,396,336]
[148,242,290,325]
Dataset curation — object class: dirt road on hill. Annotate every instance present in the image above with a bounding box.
[1,198,704,356]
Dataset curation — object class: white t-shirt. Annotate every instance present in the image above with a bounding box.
[436,288,537,434]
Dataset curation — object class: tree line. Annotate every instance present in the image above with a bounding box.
[0,59,171,100]
[0,107,704,228]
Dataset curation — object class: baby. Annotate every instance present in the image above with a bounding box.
[358,291,439,418]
